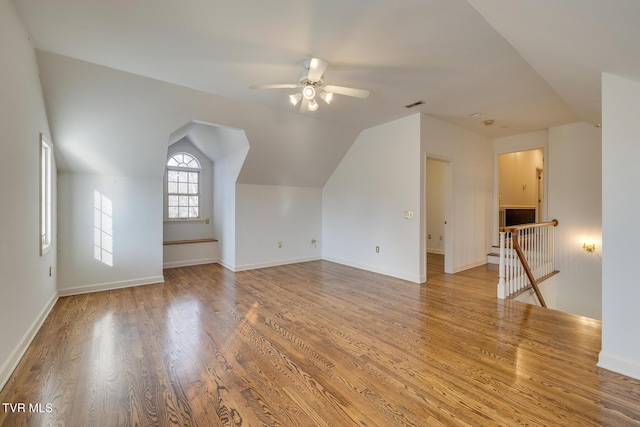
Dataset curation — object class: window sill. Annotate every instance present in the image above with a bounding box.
[163,238,217,245]
[164,218,209,224]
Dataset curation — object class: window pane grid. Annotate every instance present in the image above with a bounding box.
[166,152,201,219]
[167,153,200,169]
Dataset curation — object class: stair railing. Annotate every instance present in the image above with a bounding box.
[497,220,559,307]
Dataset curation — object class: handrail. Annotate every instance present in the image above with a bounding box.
[501,219,559,233]
[511,230,546,307]
[497,219,559,306]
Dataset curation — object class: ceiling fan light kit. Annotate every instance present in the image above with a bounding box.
[250,57,369,112]
[302,84,316,100]
[320,91,333,104]
[289,93,302,106]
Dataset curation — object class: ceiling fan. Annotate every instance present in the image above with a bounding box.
[250,58,369,112]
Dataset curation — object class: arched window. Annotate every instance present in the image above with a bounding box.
[166,152,201,219]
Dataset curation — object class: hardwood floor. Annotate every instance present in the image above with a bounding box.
[2,257,640,426]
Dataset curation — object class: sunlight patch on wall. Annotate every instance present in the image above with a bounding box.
[94,190,114,266]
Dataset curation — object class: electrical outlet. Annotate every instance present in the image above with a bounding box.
[311,238,317,247]
[375,245,380,253]
[49,266,52,277]
[428,234,431,239]
[277,241,282,248]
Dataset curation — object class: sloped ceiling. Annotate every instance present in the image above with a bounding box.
[466,0,640,126]
[12,0,640,183]
[36,51,360,186]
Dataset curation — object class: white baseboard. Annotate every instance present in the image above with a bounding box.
[0,291,58,391]
[58,275,165,297]
[217,258,235,272]
[426,249,444,255]
[163,258,218,269]
[322,256,422,284]
[598,352,640,381]
[451,259,487,274]
[234,256,321,272]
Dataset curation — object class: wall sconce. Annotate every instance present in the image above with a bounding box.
[583,242,596,252]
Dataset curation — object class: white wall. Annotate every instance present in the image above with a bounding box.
[548,122,602,319]
[323,113,493,282]
[213,152,242,270]
[426,158,446,254]
[0,0,57,388]
[498,149,543,208]
[421,114,493,274]
[57,173,164,295]
[494,130,549,154]
[323,114,423,282]
[204,125,250,270]
[163,241,218,269]
[599,73,640,380]
[36,52,362,278]
[235,184,323,270]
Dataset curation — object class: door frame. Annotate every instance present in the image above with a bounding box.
[424,155,454,277]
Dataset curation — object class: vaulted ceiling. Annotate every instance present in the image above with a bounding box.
[12,0,640,183]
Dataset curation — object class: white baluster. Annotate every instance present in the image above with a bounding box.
[499,221,557,301]
[507,232,512,296]
[551,226,556,273]
[533,227,537,281]
[509,232,514,296]
[548,225,552,274]
[498,232,506,299]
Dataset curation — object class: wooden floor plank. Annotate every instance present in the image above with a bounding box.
[2,255,640,426]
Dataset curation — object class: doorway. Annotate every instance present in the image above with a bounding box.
[426,157,452,275]
[496,148,544,234]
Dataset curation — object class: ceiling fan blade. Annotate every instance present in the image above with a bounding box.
[307,58,328,83]
[323,85,370,99]
[250,83,299,90]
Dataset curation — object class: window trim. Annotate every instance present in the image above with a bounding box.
[40,133,52,256]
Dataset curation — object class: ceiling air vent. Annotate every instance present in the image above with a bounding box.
[405,101,425,109]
